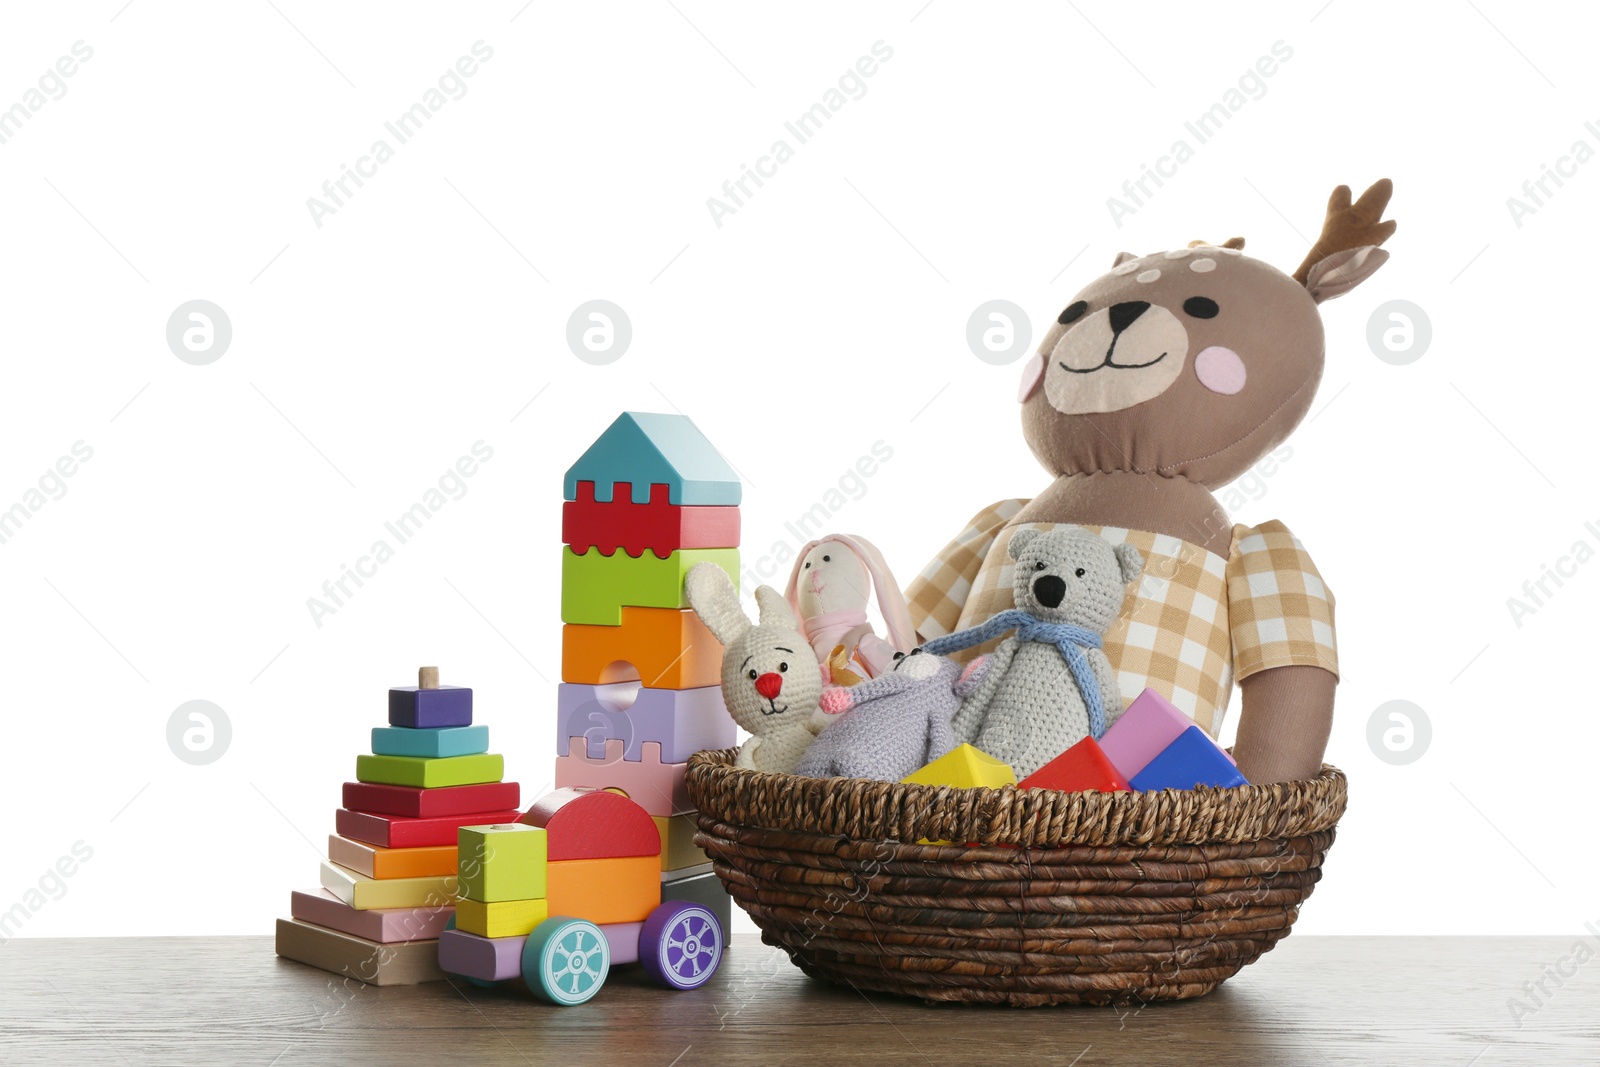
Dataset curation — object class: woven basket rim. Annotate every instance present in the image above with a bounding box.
[686,748,1348,848]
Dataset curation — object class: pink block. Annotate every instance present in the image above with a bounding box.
[1099,688,1195,781]
[438,928,526,982]
[289,889,453,944]
[554,737,692,817]
[602,921,643,966]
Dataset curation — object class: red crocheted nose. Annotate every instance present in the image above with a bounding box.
[754,672,784,700]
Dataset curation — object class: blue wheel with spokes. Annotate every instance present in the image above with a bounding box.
[639,902,722,990]
[523,917,610,1005]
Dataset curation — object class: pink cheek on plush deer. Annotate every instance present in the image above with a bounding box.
[1194,346,1247,394]
[1018,353,1046,402]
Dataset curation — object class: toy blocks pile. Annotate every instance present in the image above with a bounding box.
[556,412,739,928]
[1017,688,1247,793]
[439,789,665,983]
[274,667,521,986]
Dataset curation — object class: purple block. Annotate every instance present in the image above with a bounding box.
[1099,688,1193,781]
[438,927,524,982]
[1129,726,1249,792]
[601,920,642,966]
[389,686,473,728]
[557,682,735,763]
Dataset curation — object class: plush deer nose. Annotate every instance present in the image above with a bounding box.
[1108,301,1150,334]
[754,672,784,700]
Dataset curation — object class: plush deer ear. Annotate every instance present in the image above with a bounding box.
[1112,251,1137,267]
[1292,179,1396,302]
[1304,245,1390,304]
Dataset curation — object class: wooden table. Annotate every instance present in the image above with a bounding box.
[2,935,1594,1065]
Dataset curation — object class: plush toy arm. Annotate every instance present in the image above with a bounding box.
[926,699,958,761]
[735,736,762,771]
[854,633,902,677]
[952,639,1016,743]
[1231,665,1336,784]
[1086,648,1124,730]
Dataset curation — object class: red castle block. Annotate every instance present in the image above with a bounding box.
[563,481,739,559]
[1018,736,1130,793]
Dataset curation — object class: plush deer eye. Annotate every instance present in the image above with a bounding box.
[1183,297,1219,319]
[747,669,758,680]
[1034,561,1047,571]
[1058,300,1089,325]
[1075,567,1086,577]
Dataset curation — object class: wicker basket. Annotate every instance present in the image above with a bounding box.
[686,749,1347,1007]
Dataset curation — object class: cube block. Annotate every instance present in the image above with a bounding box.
[654,814,709,873]
[561,546,739,626]
[1099,688,1196,781]
[371,724,488,758]
[327,835,458,880]
[564,480,740,558]
[288,888,453,944]
[1018,737,1130,793]
[554,738,692,817]
[438,927,525,984]
[562,607,722,689]
[1129,726,1250,792]
[275,918,445,986]
[388,685,473,728]
[336,808,523,849]
[521,788,661,862]
[901,744,1016,789]
[661,870,732,935]
[458,823,548,903]
[545,855,661,924]
[341,780,521,820]
[355,752,503,789]
[455,896,549,939]
[319,861,456,911]
[558,682,735,764]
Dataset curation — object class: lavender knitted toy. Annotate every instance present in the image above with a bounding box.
[791,649,977,782]
[921,527,1144,779]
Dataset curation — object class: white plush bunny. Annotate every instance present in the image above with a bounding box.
[685,563,824,774]
[784,534,914,685]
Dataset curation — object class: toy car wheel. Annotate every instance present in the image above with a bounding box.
[638,902,723,990]
[523,917,610,1006]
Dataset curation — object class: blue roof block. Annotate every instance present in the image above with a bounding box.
[564,412,742,505]
[1128,726,1249,792]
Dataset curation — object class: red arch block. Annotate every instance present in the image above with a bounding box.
[521,787,661,861]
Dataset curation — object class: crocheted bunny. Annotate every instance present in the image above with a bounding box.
[922,528,1143,779]
[792,648,977,782]
[784,534,914,684]
[685,562,823,774]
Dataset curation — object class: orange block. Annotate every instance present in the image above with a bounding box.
[562,607,722,689]
[327,835,459,880]
[544,855,661,924]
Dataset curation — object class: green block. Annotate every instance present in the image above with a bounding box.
[561,546,739,625]
[355,753,504,789]
[458,823,547,902]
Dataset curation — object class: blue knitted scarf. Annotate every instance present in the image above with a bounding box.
[921,609,1110,739]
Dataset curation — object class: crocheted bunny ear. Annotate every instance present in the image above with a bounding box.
[784,534,916,654]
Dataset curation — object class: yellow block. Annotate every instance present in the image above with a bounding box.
[455,896,549,938]
[901,744,1016,789]
[653,814,708,873]
[320,861,457,911]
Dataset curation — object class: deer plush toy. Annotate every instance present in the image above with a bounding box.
[908,180,1396,784]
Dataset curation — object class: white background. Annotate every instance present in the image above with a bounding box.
[1,1,1593,942]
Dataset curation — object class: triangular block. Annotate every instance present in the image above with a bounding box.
[563,412,741,505]
[1099,687,1195,781]
[1128,726,1249,791]
[901,744,1015,789]
[1018,737,1130,793]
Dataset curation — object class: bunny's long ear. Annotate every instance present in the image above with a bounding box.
[685,563,749,646]
[754,585,800,631]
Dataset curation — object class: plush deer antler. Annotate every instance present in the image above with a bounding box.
[1292,179,1396,285]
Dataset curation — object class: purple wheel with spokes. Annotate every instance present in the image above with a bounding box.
[639,902,722,990]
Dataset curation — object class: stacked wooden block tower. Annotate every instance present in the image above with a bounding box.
[556,412,740,929]
[274,667,522,985]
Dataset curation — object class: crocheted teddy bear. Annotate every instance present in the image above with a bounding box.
[922,527,1143,779]
[792,648,978,782]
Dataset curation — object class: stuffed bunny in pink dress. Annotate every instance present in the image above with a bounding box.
[784,534,914,686]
